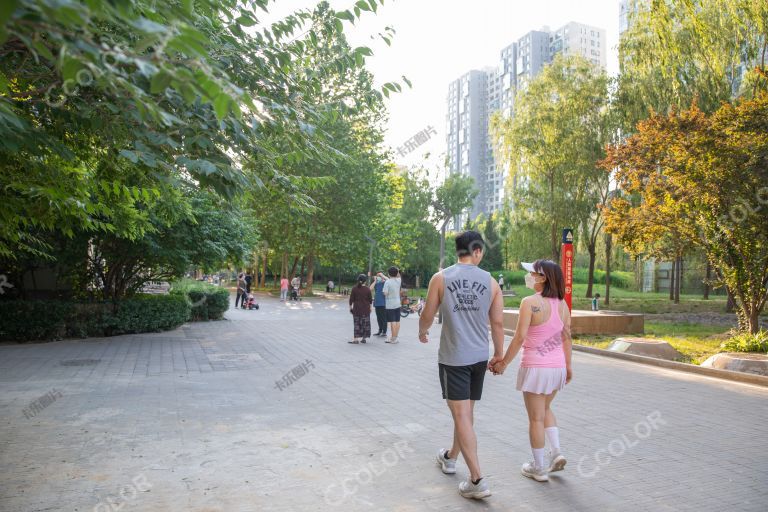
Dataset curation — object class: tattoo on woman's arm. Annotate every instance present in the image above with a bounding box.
[531,306,541,313]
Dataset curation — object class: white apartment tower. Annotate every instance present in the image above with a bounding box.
[446,21,607,221]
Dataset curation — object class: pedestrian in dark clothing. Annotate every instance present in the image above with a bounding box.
[370,271,388,336]
[349,274,373,344]
[245,273,253,293]
[235,273,247,308]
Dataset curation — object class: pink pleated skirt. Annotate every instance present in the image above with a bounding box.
[516,366,567,394]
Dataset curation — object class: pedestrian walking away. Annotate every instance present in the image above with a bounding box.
[235,273,247,308]
[370,271,388,337]
[382,266,402,344]
[348,274,373,344]
[490,259,573,483]
[418,231,505,500]
[280,276,289,302]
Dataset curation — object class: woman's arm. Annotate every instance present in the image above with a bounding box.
[493,297,534,373]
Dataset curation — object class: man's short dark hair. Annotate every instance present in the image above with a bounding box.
[455,231,486,257]
[388,266,399,277]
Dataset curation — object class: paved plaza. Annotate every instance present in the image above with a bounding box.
[1,294,766,512]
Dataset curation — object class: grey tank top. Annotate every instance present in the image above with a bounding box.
[438,263,493,366]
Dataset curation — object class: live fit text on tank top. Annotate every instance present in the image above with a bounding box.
[438,263,493,366]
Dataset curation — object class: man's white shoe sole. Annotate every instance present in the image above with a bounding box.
[459,489,492,499]
[435,453,456,474]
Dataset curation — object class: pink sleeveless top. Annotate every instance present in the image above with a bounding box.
[521,295,566,368]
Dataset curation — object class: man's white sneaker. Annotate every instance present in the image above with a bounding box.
[548,451,567,472]
[435,448,456,474]
[521,461,549,482]
[458,478,491,499]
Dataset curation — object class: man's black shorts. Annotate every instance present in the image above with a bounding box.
[386,308,400,322]
[438,361,488,401]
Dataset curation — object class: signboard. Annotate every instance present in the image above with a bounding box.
[561,228,573,311]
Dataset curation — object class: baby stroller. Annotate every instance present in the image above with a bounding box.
[290,285,301,301]
[242,293,260,310]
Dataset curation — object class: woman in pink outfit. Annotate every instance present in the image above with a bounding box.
[490,259,572,482]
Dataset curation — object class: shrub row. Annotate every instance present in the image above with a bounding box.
[169,279,230,321]
[0,294,191,342]
[494,269,634,289]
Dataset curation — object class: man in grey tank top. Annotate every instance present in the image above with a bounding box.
[418,231,505,500]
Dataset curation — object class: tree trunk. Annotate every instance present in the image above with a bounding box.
[585,245,596,298]
[549,174,558,261]
[439,221,447,324]
[260,251,267,288]
[703,260,711,300]
[299,256,306,282]
[281,252,288,279]
[306,252,315,292]
[605,233,612,306]
[288,256,299,281]
[669,259,676,301]
[726,287,736,313]
[674,256,682,304]
[748,307,761,334]
[439,221,447,270]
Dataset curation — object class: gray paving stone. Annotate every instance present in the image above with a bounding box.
[0,294,766,511]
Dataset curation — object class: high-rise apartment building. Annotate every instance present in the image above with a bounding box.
[446,21,606,221]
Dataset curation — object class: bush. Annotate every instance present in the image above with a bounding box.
[170,278,230,321]
[0,295,190,342]
[0,300,74,341]
[720,330,768,353]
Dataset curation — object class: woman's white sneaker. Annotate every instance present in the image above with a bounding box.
[435,448,456,474]
[521,461,549,482]
[548,451,567,472]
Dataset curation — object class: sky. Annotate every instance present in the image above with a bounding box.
[265,0,622,170]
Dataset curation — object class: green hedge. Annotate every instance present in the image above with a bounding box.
[170,279,229,321]
[494,268,633,289]
[0,300,74,341]
[0,295,191,342]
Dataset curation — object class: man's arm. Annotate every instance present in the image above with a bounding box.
[418,272,443,343]
[488,279,505,367]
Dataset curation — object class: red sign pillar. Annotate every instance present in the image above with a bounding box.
[561,228,574,311]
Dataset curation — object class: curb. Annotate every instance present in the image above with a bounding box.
[572,344,768,387]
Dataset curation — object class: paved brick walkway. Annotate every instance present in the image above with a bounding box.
[1,295,766,511]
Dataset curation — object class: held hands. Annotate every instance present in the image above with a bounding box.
[488,356,507,375]
[418,331,429,344]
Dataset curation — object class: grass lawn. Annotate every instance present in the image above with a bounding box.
[573,322,731,365]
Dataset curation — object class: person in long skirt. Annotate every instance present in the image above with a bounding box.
[349,274,373,344]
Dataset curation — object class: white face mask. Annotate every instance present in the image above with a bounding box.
[525,273,542,290]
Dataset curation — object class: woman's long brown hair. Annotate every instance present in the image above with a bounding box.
[533,259,565,300]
